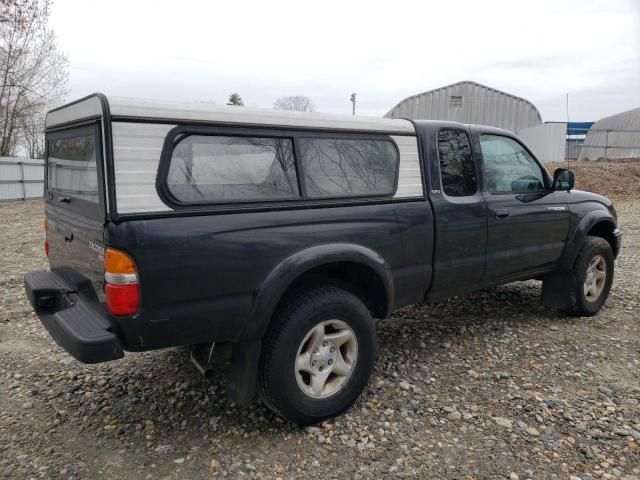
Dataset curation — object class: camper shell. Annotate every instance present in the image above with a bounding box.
[44,94,423,217]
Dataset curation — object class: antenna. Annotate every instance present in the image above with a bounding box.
[566,93,570,168]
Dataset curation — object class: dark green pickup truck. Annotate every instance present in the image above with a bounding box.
[25,94,621,424]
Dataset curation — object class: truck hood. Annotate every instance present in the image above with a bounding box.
[569,189,617,223]
[570,189,613,208]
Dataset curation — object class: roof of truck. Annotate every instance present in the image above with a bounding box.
[46,93,416,135]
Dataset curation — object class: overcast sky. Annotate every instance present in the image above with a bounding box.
[50,0,639,122]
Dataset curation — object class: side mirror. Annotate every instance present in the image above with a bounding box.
[552,168,574,191]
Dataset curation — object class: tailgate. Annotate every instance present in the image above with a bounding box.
[45,122,106,299]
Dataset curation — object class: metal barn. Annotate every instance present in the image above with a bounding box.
[579,107,640,161]
[385,81,542,132]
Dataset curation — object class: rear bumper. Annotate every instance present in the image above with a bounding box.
[24,269,123,364]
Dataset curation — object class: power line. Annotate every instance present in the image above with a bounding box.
[4,83,53,102]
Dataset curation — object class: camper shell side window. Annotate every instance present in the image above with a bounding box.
[157,126,400,208]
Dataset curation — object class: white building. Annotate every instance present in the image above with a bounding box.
[579,107,640,161]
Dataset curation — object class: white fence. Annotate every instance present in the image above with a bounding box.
[0,157,44,201]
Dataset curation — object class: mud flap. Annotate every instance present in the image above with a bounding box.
[541,271,572,310]
[226,340,261,406]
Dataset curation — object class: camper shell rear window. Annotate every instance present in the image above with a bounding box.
[45,123,103,217]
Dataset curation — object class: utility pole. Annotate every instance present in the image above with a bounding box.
[566,93,570,167]
[350,93,357,116]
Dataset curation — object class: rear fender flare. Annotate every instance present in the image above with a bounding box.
[241,243,394,341]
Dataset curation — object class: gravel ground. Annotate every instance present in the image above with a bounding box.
[548,162,640,202]
[0,199,638,480]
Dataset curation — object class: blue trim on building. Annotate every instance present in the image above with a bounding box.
[545,121,594,135]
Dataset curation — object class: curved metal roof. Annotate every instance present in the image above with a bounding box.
[579,107,640,161]
[385,81,542,132]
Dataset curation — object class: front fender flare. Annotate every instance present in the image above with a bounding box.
[542,210,616,310]
[240,243,394,341]
[559,210,616,271]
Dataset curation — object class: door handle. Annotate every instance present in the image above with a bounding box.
[495,209,510,219]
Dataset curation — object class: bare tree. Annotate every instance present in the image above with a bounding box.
[226,93,244,106]
[0,0,68,157]
[21,108,45,157]
[273,95,315,112]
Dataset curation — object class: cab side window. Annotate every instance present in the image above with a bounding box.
[436,129,477,197]
[479,135,546,193]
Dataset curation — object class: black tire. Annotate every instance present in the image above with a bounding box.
[564,235,614,316]
[258,285,376,425]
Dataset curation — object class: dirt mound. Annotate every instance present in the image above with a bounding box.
[546,161,640,201]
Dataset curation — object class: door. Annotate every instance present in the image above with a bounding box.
[426,127,487,300]
[476,132,569,280]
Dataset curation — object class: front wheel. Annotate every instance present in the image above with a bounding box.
[257,286,376,425]
[564,235,614,316]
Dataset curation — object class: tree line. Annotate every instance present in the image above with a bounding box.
[227,93,315,112]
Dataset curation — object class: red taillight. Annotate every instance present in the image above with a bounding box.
[44,239,49,257]
[104,247,140,316]
[105,283,140,316]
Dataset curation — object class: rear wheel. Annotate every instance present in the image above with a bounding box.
[258,286,376,425]
[564,236,614,316]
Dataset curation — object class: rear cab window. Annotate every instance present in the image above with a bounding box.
[46,123,104,217]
